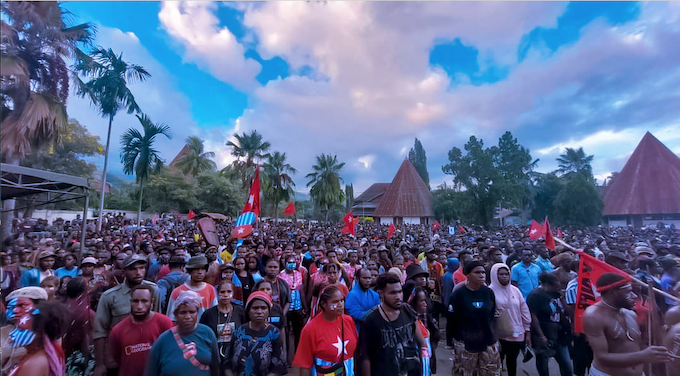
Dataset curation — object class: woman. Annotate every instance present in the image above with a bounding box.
[5,301,67,376]
[489,263,531,376]
[278,254,306,356]
[247,256,263,281]
[232,257,254,307]
[310,263,349,316]
[225,291,287,376]
[199,281,245,367]
[449,260,501,376]
[39,276,59,301]
[63,277,96,376]
[409,287,439,375]
[293,285,357,376]
[146,291,220,376]
[252,279,288,341]
[263,258,291,315]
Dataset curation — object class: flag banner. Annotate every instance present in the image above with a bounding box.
[187,210,196,220]
[432,221,440,231]
[528,220,543,240]
[457,226,466,234]
[283,202,295,216]
[242,168,261,215]
[557,227,563,239]
[232,212,257,239]
[341,211,357,235]
[574,251,632,333]
[388,223,395,240]
[544,216,555,251]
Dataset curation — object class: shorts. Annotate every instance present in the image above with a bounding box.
[589,366,644,376]
[451,340,501,376]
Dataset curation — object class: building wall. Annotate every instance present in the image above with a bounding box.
[379,217,393,225]
[605,214,680,228]
[32,209,155,223]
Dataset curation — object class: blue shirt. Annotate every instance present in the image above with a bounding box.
[511,262,541,298]
[55,267,79,279]
[535,257,554,273]
[145,324,219,376]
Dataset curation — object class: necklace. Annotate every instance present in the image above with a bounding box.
[599,300,635,341]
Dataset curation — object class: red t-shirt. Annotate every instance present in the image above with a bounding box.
[293,314,357,369]
[453,266,467,285]
[108,313,174,376]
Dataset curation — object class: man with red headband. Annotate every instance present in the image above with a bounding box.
[583,272,674,376]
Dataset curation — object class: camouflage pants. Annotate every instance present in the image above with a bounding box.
[451,340,501,376]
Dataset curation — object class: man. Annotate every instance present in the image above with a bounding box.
[108,285,173,376]
[511,249,541,298]
[604,251,631,273]
[204,245,221,285]
[453,250,472,285]
[166,255,217,321]
[20,249,55,287]
[583,272,673,376]
[403,264,429,303]
[659,256,680,307]
[664,317,680,376]
[359,272,425,376]
[156,256,188,312]
[505,241,525,267]
[534,242,554,273]
[527,273,572,376]
[345,268,380,332]
[94,254,161,376]
[146,246,171,281]
[343,249,362,286]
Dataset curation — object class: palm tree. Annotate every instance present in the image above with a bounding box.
[175,136,216,177]
[306,154,345,221]
[1,2,93,236]
[120,114,171,224]
[226,130,271,187]
[263,151,297,219]
[556,147,594,178]
[73,47,150,230]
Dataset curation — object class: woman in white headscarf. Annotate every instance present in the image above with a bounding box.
[489,263,531,376]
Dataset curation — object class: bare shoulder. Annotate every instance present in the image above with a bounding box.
[621,308,638,321]
[665,307,680,327]
[16,352,48,376]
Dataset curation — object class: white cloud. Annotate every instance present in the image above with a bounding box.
[357,155,375,170]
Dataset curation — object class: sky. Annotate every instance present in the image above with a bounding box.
[62,1,680,194]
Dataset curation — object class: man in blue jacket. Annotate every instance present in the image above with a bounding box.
[345,268,380,332]
[20,250,56,287]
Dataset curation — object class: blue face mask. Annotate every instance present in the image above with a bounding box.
[286,262,297,270]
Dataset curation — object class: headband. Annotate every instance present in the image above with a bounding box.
[596,278,630,293]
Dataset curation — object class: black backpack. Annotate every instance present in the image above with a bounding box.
[159,274,188,312]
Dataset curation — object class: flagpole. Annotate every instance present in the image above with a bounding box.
[555,237,680,304]
[646,265,654,347]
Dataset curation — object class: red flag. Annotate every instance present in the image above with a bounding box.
[528,220,543,240]
[387,223,395,240]
[283,202,295,216]
[573,252,632,333]
[544,216,555,251]
[242,168,261,215]
[187,210,196,220]
[341,211,357,235]
[432,221,440,231]
[457,226,465,233]
[557,227,563,239]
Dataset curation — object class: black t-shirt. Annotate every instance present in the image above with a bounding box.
[526,288,570,343]
[449,284,497,352]
[267,302,287,330]
[359,304,420,376]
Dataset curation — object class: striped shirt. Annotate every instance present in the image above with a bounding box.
[565,278,578,304]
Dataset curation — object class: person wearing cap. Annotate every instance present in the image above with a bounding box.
[166,256,217,321]
[94,254,160,376]
[19,249,56,287]
[403,263,429,303]
[604,251,632,273]
[225,291,287,376]
[157,256,189,313]
[1,286,49,371]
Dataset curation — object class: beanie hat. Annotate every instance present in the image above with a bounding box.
[246,290,272,312]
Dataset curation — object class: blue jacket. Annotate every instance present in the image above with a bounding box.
[345,281,380,330]
[442,258,459,307]
[20,268,43,287]
[156,271,189,310]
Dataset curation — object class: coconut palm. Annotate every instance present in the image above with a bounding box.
[73,47,150,230]
[1,1,93,236]
[263,151,297,219]
[120,114,171,224]
[556,147,594,178]
[175,136,216,177]
[226,130,270,187]
[306,154,345,222]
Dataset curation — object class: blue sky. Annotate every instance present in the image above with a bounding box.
[63,1,680,193]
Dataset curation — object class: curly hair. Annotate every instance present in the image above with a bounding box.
[32,302,68,341]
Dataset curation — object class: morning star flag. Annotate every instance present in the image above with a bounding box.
[432,221,440,231]
[387,223,395,240]
[232,211,257,239]
[544,216,555,251]
[242,168,261,216]
[573,251,632,333]
[341,211,357,236]
[528,220,543,240]
[283,202,296,216]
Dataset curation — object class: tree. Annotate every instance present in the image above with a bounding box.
[605,171,620,186]
[306,154,345,222]
[120,114,171,224]
[263,151,297,219]
[345,184,354,212]
[553,174,603,227]
[1,2,93,236]
[195,171,242,217]
[409,138,430,187]
[144,170,198,214]
[175,136,216,177]
[74,47,150,230]
[226,130,271,188]
[495,131,534,209]
[556,147,594,179]
[531,172,563,220]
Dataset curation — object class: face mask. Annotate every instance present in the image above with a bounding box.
[286,262,297,271]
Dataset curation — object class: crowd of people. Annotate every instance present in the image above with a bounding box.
[1,213,680,376]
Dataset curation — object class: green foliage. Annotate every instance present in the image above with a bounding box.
[531,172,562,220]
[194,171,243,217]
[345,184,354,212]
[306,154,345,221]
[408,138,430,187]
[557,147,595,180]
[553,174,604,227]
[143,170,199,213]
[175,136,216,176]
[262,151,296,218]
[227,130,271,187]
[120,114,172,183]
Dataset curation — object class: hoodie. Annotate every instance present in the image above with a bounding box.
[345,280,380,332]
[442,258,459,308]
[489,263,531,342]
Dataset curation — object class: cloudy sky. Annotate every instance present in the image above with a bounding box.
[63,1,680,194]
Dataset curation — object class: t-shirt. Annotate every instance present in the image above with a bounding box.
[166,283,218,321]
[225,323,288,376]
[145,323,219,376]
[268,303,288,330]
[199,305,246,346]
[293,314,357,373]
[453,267,467,285]
[448,284,497,352]
[109,313,174,376]
[511,262,541,298]
[526,288,569,343]
[55,266,79,279]
[359,305,420,376]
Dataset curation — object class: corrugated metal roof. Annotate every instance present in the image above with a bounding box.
[354,183,390,204]
[373,159,434,217]
[603,132,680,215]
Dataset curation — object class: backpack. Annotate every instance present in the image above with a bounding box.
[159,274,188,312]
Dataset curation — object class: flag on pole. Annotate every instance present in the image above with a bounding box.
[557,227,563,239]
[448,226,456,235]
[187,210,196,220]
[242,168,261,215]
[341,211,357,235]
[573,251,632,333]
[528,220,543,240]
[544,216,555,251]
[283,202,296,216]
[232,211,257,239]
[432,221,440,232]
[387,223,395,240]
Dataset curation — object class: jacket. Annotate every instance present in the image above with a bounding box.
[489,263,531,342]
[345,281,380,330]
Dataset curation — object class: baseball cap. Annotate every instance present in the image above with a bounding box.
[123,254,148,269]
[81,257,98,265]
